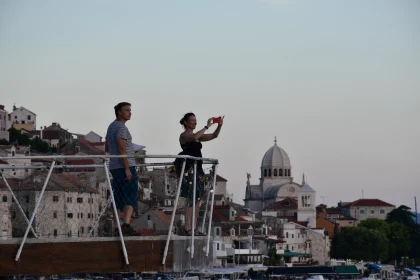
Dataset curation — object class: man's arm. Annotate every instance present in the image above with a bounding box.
[117,138,130,170]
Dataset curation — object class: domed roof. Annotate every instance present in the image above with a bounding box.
[261,137,291,168]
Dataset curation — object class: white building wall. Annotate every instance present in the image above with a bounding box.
[9,107,36,130]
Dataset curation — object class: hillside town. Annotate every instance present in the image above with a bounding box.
[0,104,418,276]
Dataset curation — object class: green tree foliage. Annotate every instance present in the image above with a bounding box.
[387,205,420,260]
[0,139,9,145]
[335,226,389,261]
[7,128,51,153]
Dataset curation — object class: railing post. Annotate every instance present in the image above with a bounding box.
[206,164,218,256]
[1,176,38,238]
[200,178,212,234]
[162,160,186,265]
[191,161,197,258]
[15,161,55,261]
[103,161,130,265]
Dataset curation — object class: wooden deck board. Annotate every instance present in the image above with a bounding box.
[0,239,173,276]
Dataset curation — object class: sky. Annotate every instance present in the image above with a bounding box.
[0,0,419,210]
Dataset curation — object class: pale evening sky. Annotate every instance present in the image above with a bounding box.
[0,0,419,210]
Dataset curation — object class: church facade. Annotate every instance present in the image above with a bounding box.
[244,138,317,228]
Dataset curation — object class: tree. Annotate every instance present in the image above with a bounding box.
[0,139,9,145]
[388,222,411,262]
[8,128,31,146]
[387,206,419,232]
[335,227,389,261]
[30,137,50,153]
[387,205,420,260]
[359,218,390,235]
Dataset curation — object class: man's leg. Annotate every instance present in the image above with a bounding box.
[123,205,134,224]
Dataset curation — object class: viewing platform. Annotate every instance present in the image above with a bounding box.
[0,153,219,276]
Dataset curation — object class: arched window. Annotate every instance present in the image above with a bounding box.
[274,169,277,176]
[264,169,267,177]
[2,195,7,202]
[268,169,271,177]
[279,169,283,176]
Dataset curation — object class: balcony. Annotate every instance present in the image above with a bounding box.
[0,153,219,276]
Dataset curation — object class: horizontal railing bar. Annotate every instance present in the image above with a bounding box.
[0,161,215,170]
[0,154,218,163]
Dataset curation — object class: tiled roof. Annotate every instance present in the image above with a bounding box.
[345,199,394,207]
[235,216,248,221]
[264,197,298,210]
[152,210,171,225]
[212,210,228,222]
[278,216,309,227]
[325,207,341,215]
[0,178,20,190]
[12,172,98,193]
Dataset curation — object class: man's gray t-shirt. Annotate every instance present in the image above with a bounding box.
[105,120,136,170]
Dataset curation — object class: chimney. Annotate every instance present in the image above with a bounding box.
[40,126,43,139]
[52,122,57,126]
[0,105,4,110]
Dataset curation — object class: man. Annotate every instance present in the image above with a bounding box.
[105,102,140,236]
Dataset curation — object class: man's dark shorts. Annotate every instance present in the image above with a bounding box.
[110,167,138,212]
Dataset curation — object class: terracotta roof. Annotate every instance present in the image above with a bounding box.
[0,159,8,164]
[151,210,171,224]
[235,216,248,221]
[264,197,298,210]
[11,172,98,193]
[325,207,341,215]
[0,178,20,190]
[345,199,394,207]
[212,210,228,222]
[278,215,309,227]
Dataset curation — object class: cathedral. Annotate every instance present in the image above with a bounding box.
[244,138,317,228]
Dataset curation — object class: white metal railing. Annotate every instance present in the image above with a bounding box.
[0,154,219,266]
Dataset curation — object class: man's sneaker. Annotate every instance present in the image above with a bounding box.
[121,223,141,236]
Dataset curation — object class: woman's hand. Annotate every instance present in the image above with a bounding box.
[218,116,224,126]
[207,118,213,128]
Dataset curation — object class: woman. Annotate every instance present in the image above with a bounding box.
[178,112,224,236]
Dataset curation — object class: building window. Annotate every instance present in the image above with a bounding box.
[53,230,57,237]
[380,209,385,214]
[360,210,365,214]
[231,228,235,236]
[292,234,294,238]
[248,228,253,236]
[77,197,83,203]
[216,228,220,236]
[286,232,289,238]
[264,169,267,177]
[80,213,83,219]
[67,213,73,218]
[53,212,57,218]
[12,151,16,156]
[370,210,374,214]
[274,169,277,176]
[88,213,90,219]
[279,169,283,176]
[2,195,7,202]
[27,115,31,120]
[217,243,220,251]
[68,231,72,238]
[81,227,84,234]
[268,169,271,176]
[53,196,59,202]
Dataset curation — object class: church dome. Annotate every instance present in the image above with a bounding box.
[261,138,291,168]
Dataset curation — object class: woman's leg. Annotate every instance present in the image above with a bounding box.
[184,205,192,233]
[194,201,201,231]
